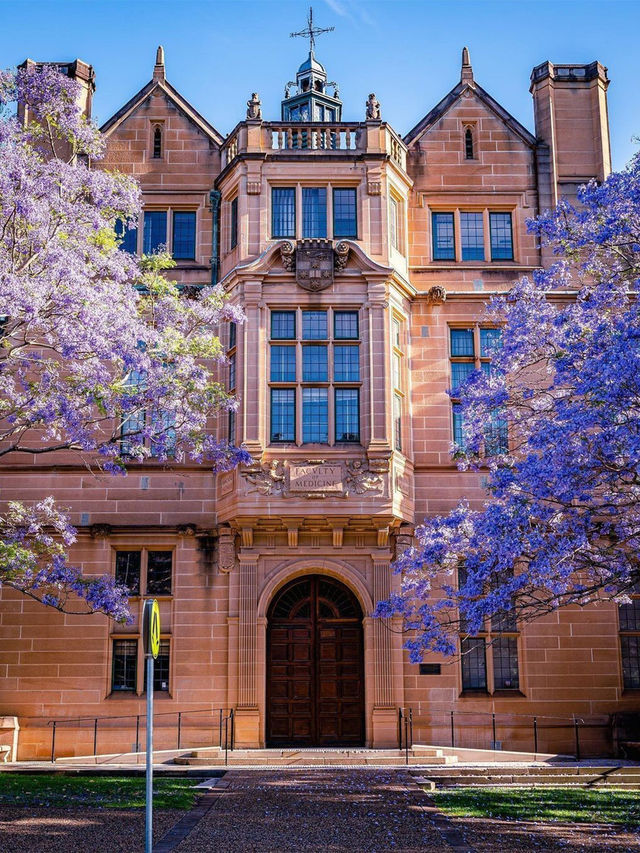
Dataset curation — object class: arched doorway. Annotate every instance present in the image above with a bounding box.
[266,575,365,747]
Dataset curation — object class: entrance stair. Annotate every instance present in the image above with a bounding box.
[173,745,459,767]
[413,764,640,789]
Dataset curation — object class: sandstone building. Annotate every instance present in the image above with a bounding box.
[1,37,637,760]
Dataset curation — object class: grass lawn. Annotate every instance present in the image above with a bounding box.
[431,787,640,826]
[0,774,200,809]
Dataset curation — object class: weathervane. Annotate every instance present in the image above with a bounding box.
[290,6,334,53]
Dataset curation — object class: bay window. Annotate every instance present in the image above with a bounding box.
[269,308,361,445]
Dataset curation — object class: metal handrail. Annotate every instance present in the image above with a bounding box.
[398,705,612,763]
[47,706,231,763]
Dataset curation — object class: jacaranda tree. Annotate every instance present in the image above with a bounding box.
[0,64,250,620]
[377,151,640,660]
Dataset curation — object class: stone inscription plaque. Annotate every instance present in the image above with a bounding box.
[289,464,343,494]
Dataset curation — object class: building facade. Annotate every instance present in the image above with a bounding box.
[2,42,638,760]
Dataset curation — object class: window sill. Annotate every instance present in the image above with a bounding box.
[459,689,490,697]
[491,689,525,698]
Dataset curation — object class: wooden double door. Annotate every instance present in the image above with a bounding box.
[266,575,365,747]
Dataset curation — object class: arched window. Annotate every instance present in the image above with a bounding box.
[153,126,162,159]
[464,126,474,160]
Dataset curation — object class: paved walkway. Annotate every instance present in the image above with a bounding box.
[167,769,473,852]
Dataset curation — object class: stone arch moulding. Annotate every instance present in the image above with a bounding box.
[255,558,379,747]
[257,558,375,619]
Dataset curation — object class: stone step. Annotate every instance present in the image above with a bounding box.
[422,778,640,788]
[174,750,458,767]
[421,765,640,777]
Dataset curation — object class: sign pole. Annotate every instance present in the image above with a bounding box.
[143,599,160,853]
[145,650,154,853]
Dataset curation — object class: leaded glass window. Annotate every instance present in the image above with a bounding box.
[334,311,358,339]
[492,636,520,690]
[302,345,328,382]
[490,212,514,260]
[333,188,357,238]
[303,387,328,443]
[432,212,455,260]
[115,551,141,595]
[270,346,296,382]
[271,389,295,442]
[272,188,296,238]
[335,389,359,442]
[144,640,170,692]
[302,188,327,238]
[143,211,167,255]
[172,210,196,260]
[460,212,484,261]
[146,551,172,595]
[115,218,138,254]
[622,636,640,689]
[302,311,328,340]
[230,197,238,250]
[271,311,296,340]
[461,637,487,690]
[112,640,137,692]
[334,346,359,382]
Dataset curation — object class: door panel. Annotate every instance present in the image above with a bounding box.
[266,575,364,746]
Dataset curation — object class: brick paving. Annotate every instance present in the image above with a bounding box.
[171,769,473,852]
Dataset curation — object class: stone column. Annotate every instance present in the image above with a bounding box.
[241,281,264,457]
[371,556,398,746]
[235,553,260,746]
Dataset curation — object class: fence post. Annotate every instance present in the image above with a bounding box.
[50,721,57,764]
[404,713,409,765]
[177,712,182,750]
[492,713,496,749]
[574,717,581,761]
[93,718,98,758]
[224,717,228,766]
[533,716,538,755]
[398,708,403,750]
[230,709,235,751]
[136,715,140,753]
[450,710,455,748]
[219,709,223,748]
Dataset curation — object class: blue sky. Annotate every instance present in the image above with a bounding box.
[2,0,638,168]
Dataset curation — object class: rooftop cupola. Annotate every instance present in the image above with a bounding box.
[282,6,342,122]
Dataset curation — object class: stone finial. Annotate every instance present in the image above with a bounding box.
[153,45,166,81]
[246,92,262,121]
[366,92,381,121]
[461,46,474,83]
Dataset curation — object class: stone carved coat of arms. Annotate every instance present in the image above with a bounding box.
[295,239,334,292]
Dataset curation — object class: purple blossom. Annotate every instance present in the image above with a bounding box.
[378,151,640,659]
[0,67,249,620]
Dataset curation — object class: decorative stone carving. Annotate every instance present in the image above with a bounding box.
[368,456,391,474]
[426,284,447,304]
[177,523,197,536]
[246,181,261,195]
[217,526,236,574]
[279,241,296,272]
[334,241,350,272]
[246,92,262,121]
[345,459,384,495]
[366,93,381,120]
[367,181,382,195]
[89,523,112,538]
[296,239,334,292]
[240,458,385,498]
[243,460,287,496]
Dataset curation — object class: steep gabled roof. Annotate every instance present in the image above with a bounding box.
[99,53,224,146]
[404,50,536,149]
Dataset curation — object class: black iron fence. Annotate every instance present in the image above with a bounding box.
[47,707,234,763]
[398,705,613,760]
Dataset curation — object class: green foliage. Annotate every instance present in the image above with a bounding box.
[0,774,201,809]
[431,787,640,826]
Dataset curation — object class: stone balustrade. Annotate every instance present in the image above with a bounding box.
[221,121,408,169]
